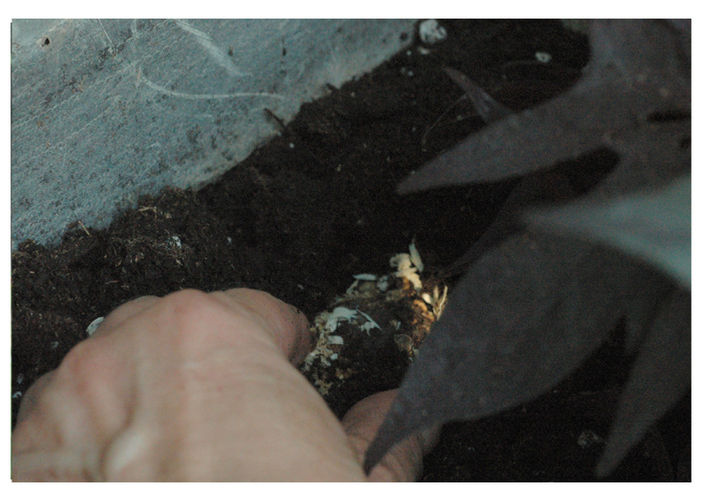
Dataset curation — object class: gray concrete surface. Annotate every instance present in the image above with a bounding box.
[11,19,415,248]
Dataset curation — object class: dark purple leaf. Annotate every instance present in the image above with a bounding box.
[595,121,690,199]
[620,280,675,356]
[586,19,690,87]
[526,175,690,288]
[596,289,690,477]
[397,87,612,191]
[397,20,689,194]
[441,169,574,277]
[364,231,664,472]
[365,20,691,476]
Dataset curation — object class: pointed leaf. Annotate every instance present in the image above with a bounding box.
[585,20,690,89]
[526,176,690,288]
[620,279,674,355]
[398,20,689,195]
[443,67,512,123]
[370,19,692,477]
[397,86,614,193]
[597,121,689,198]
[596,289,690,476]
[364,231,659,472]
[443,169,574,276]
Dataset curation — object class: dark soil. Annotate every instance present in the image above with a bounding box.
[11,20,690,481]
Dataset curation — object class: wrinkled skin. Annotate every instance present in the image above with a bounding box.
[12,288,438,481]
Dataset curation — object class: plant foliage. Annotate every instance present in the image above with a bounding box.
[364,20,690,477]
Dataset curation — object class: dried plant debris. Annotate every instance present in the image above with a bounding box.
[364,20,690,477]
[302,242,446,399]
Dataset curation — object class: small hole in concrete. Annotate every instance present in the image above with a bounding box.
[41,37,50,47]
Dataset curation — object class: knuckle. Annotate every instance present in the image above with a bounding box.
[163,289,217,319]
[53,337,121,405]
[57,338,105,384]
[158,289,228,347]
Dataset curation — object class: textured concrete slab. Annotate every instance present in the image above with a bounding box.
[11,19,415,248]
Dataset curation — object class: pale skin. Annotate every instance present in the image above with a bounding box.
[11,288,438,481]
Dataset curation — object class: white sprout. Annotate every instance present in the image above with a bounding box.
[86,316,105,336]
[353,273,377,281]
[409,240,424,272]
[327,335,344,345]
[357,310,382,334]
[326,306,359,331]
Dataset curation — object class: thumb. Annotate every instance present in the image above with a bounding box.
[341,390,441,481]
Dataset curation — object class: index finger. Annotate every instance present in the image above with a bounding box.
[210,288,312,366]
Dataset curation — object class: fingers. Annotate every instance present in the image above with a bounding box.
[211,289,312,366]
[91,295,160,337]
[17,295,161,428]
[15,371,55,425]
[342,390,441,481]
[90,289,311,366]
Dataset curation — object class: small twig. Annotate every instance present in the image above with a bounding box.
[263,108,288,132]
[443,67,512,123]
[420,94,468,147]
[77,220,91,236]
[263,108,323,165]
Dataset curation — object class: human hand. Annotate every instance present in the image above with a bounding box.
[11,288,438,481]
